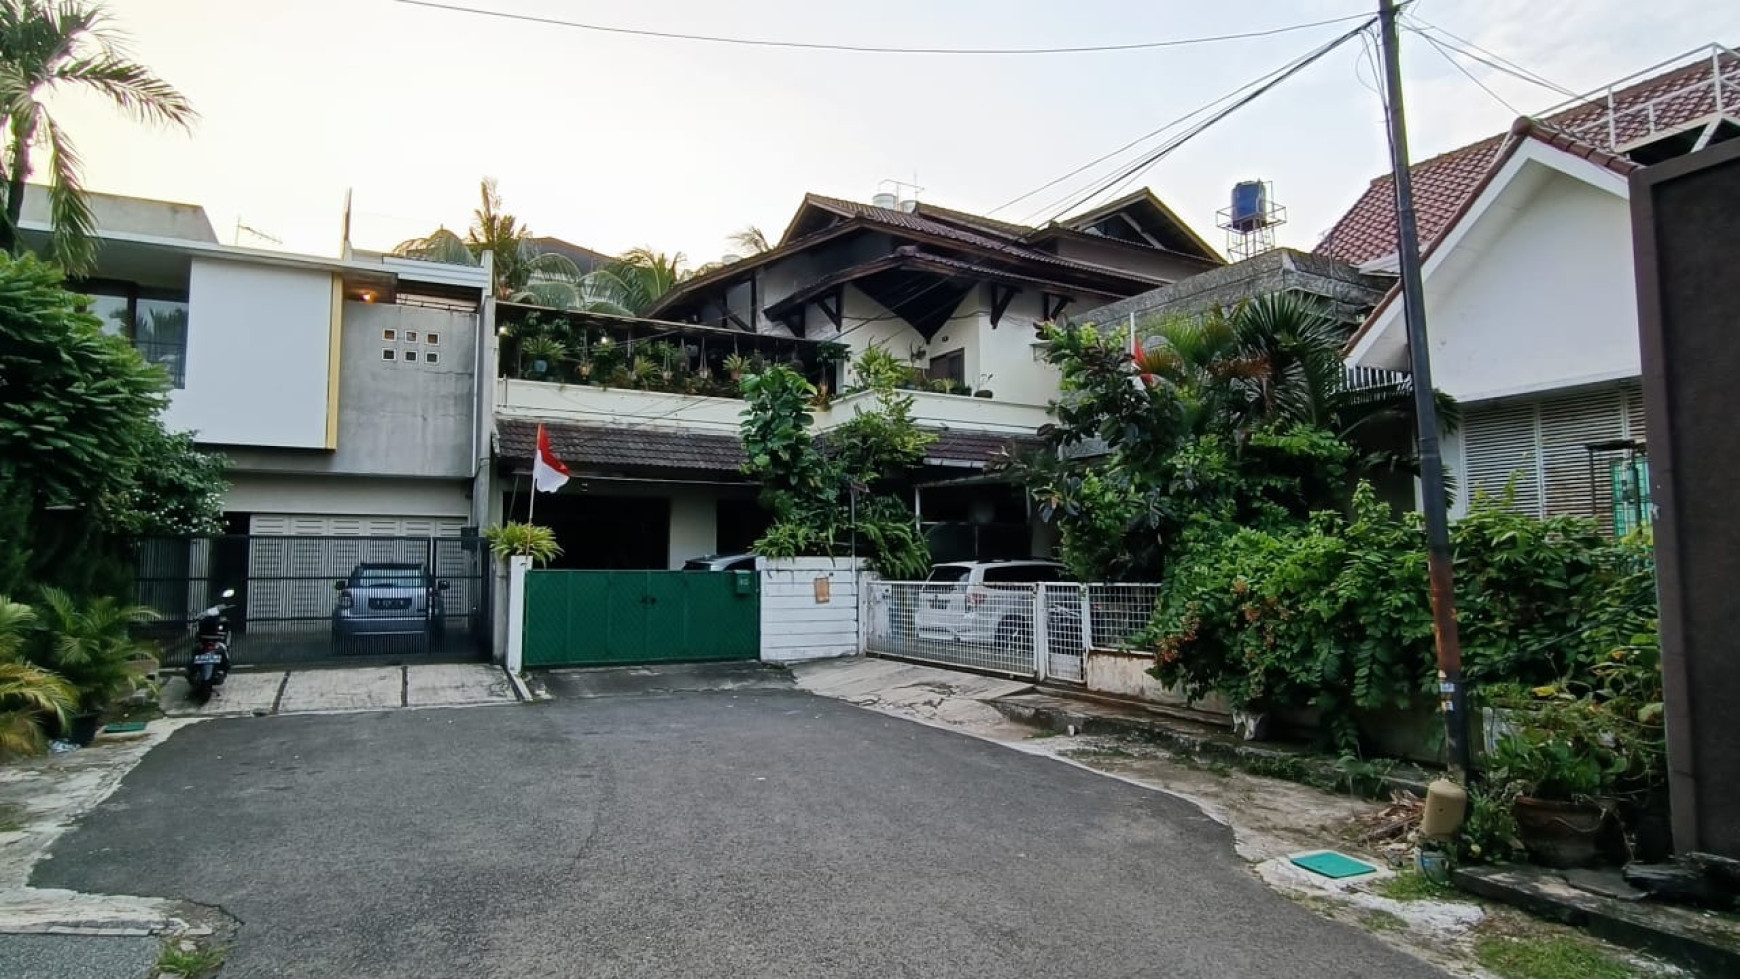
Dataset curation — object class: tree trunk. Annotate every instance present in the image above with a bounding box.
[1,115,39,255]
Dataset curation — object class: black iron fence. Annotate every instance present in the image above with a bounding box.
[131,534,492,668]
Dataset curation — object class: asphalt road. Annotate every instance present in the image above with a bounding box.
[33,667,1437,978]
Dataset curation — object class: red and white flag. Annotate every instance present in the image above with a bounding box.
[532,424,571,493]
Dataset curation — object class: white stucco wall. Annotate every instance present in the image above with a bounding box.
[975,290,1064,405]
[668,494,719,568]
[1423,171,1638,402]
[223,473,471,518]
[758,557,864,662]
[166,259,335,447]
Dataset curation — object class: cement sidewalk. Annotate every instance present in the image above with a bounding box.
[161,662,520,717]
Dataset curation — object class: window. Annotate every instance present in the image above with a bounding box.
[382,349,396,361]
[404,350,418,362]
[928,350,966,387]
[425,351,439,365]
[382,328,397,341]
[404,330,418,343]
[982,564,1061,585]
[425,333,440,346]
[74,281,189,387]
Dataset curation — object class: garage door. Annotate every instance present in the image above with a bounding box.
[249,514,467,537]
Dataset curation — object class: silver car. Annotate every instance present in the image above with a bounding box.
[332,563,448,653]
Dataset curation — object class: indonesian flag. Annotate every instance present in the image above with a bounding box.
[532,424,571,493]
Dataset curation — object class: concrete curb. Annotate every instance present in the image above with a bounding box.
[503,666,532,702]
[1454,865,1740,976]
[988,694,1432,799]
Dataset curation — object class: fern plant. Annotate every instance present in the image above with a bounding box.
[485,522,563,566]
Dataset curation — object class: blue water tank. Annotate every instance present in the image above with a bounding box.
[1230,181,1268,233]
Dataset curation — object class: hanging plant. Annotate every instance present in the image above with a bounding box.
[519,336,567,380]
[723,352,753,380]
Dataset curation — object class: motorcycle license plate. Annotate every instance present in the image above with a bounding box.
[193,652,222,665]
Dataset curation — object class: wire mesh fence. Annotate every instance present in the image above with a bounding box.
[862,579,1161,681]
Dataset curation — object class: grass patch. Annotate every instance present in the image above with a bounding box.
[156,939,226,978]
[106,700,165,725]
[1025,729,1065,740]
[1063,745,1135,760]
[1474,935,1635,979]
[1374,868,1456,902]
[0,803,24,834]
[1362,909,1406,933]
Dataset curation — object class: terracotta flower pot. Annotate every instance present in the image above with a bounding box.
[1514,796,1608,868]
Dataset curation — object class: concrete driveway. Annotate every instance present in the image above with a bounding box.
[32,667,1436,978]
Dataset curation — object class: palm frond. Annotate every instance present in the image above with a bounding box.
[392,228,476,266]
[51,52,195,128]
[0,595,35,660]
[727,225,772,254]
[41,115,97,273]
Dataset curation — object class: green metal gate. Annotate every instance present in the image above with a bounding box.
[522,570,760,668]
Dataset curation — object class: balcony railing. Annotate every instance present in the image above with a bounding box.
[499,303,840,398]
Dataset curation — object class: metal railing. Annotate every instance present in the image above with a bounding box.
[861,579,1160,682]
[1542,44,1740,152]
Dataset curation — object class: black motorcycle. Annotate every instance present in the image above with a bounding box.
[187,588,236,704]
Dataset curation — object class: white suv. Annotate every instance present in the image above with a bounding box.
[912,560,1068,645]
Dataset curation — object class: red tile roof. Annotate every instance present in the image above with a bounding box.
[1317,47,1740,266]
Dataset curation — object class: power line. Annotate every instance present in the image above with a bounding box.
[1039,16,1378,223]
[390,1,1373,57]
[1415,30,1528,117]
[1404,17,1579,98]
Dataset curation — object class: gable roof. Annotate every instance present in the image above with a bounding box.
[1039,189,1224,262]
[1342,118,1639,369]
[650,191,1193,318]
[527,236,614,274]
[1317,45,1739,267]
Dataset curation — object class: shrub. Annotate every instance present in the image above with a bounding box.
[485,522,563,565]
[0,596,76,757]
[1144,485,1656,751]
[28,588,158,714]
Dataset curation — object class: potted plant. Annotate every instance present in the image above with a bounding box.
[1485,694,1618,868]
[32,588,159,745]
[484,522,564,565]
[723,352,753,380]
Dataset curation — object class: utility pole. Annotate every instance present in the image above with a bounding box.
[1377,0,1471,774]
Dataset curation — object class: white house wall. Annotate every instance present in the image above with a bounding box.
[166,258,336,448]
[976,289,1063,405]
[1423,170,1638,403]
[223,473,471,519]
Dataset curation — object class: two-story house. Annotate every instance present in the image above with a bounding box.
[1333,44,1738,533]
[26,188,497,662]
[490,189,1223,571]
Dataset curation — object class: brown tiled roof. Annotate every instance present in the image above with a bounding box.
[497,418,745,475]
[500,416,1038,476]
[1317,49,1739,266]
[925,429,1042,466]
[1342,119,1644,354]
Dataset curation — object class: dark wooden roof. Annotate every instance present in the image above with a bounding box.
[498,418,746,476]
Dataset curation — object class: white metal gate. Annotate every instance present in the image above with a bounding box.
[861,580,1160,682]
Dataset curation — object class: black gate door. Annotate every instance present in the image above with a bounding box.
[133,534,492,668]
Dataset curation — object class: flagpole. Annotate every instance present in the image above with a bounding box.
[528,474,537,525]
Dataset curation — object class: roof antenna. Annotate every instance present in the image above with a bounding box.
[234,218,282,247]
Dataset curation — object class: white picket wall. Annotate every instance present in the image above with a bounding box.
[758,557,866,663]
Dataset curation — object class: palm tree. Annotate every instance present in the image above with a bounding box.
[0,0,196,274]
[395,178,588,304]
[609,247,689,315]
[1136,292,1452,477]
[727,225,772,255]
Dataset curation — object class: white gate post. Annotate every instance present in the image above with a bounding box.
[1033,584,1051,680]
[505,555,530,674]
[1080,584,1095,653]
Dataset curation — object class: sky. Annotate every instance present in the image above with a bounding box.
[51,0,1737,264]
